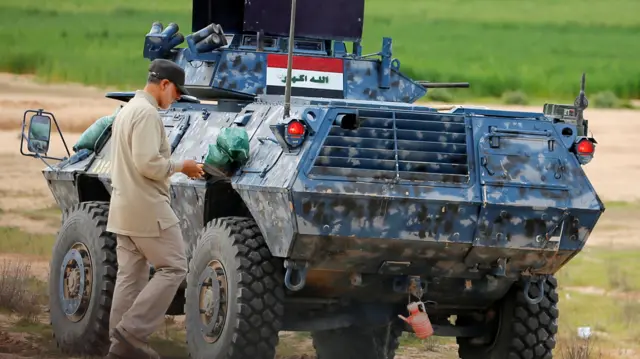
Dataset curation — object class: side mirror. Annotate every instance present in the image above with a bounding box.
[27,114,52,154]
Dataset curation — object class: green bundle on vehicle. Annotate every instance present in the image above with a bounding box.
[72,106,122,152]
[204,126,250,176]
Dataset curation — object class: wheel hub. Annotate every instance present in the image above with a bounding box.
[197,260,228,344]
[59,242,92,322]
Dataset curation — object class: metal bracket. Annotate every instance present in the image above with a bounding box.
[201,109,211,121]
[257,136,279,145]
[170,114,191,153]
[490,258,507,277]
[489,135,500,148]
[554,158,565,179]
[284,260,309,292]
[481,157,494,176]
[408,276,425,300]
[522,275,547,305]
[393,276,427,300]
[544,211,570,242]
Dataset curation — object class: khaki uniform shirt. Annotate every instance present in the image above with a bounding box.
[106,90,183,237]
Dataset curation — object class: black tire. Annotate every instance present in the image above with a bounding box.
[48,201,117,357]
[184,217,285,359]
[457,275,559,359]
[311,320,404,359]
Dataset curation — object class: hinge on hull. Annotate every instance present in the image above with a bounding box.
[538,210,570,245]
[393,276,430,303]
[408,276,425,300]
[490,258,507,277]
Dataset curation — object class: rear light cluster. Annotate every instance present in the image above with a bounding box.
[574,137,596,165]
[284,120,306,147]
[287,120,305,136]
[576,139,594,155]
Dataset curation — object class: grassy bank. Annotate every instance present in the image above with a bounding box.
[1,0,639,103]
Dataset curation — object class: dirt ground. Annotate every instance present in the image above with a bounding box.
[0,73,639,358]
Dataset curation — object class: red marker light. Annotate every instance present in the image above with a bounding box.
[287,121,305,136]
[576,139,594,155]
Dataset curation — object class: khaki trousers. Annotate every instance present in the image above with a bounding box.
[109,223,187,343]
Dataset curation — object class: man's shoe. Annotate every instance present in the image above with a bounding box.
[110,327,161,359]
[105,338,138,359]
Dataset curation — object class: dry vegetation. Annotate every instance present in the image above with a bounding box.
[0,260,44,323]
[558,335,604,359]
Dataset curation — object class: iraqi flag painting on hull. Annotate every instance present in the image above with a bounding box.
[266,54,344,98]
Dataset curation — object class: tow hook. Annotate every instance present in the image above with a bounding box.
[284,260,309,292]
[523,275,547,305]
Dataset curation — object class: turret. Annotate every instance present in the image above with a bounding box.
[141,0,468,103]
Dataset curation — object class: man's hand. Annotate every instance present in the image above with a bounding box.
[181,159,205,179]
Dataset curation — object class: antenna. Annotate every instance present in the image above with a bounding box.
[574,73,589,136]
[574,73,589,111]
[283,0,297,118]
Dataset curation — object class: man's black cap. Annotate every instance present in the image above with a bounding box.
[148,58,190,96]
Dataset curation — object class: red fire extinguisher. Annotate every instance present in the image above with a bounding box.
[398,301,434,339]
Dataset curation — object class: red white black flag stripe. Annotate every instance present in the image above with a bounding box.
[266,54,344,98]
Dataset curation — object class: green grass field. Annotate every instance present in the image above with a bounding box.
[1,0,639,102]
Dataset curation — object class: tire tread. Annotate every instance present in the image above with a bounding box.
[51,201,117,357]
[185,216,284,359]
[457,275,559,359]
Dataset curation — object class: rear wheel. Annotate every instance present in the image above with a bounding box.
[311,320,404,359]
[457,275,559,359]
[184,217,285,359]
[48,201,117,357]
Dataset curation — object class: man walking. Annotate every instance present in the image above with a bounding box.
[105,59,204,359]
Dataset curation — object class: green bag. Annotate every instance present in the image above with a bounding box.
[73,106,121,152]
[205,127,250,169]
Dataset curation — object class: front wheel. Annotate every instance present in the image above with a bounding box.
[457,275,559,359]
[48,201,117,357]
[184,217,285,359]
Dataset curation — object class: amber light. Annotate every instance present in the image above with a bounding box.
[576,139,594,155]
[287,121,305,136]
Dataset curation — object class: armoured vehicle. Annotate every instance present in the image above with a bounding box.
[20,0,604,358]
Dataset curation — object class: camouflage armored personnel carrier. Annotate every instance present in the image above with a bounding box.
[19,0,604,358]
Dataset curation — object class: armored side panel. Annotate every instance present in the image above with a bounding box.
[223,96,604,308]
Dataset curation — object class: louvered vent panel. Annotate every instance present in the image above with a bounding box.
[308,109,469,184]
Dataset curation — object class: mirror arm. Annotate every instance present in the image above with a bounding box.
[51,111,71,158]
[20,109,71,161]
[21,132,56,170]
